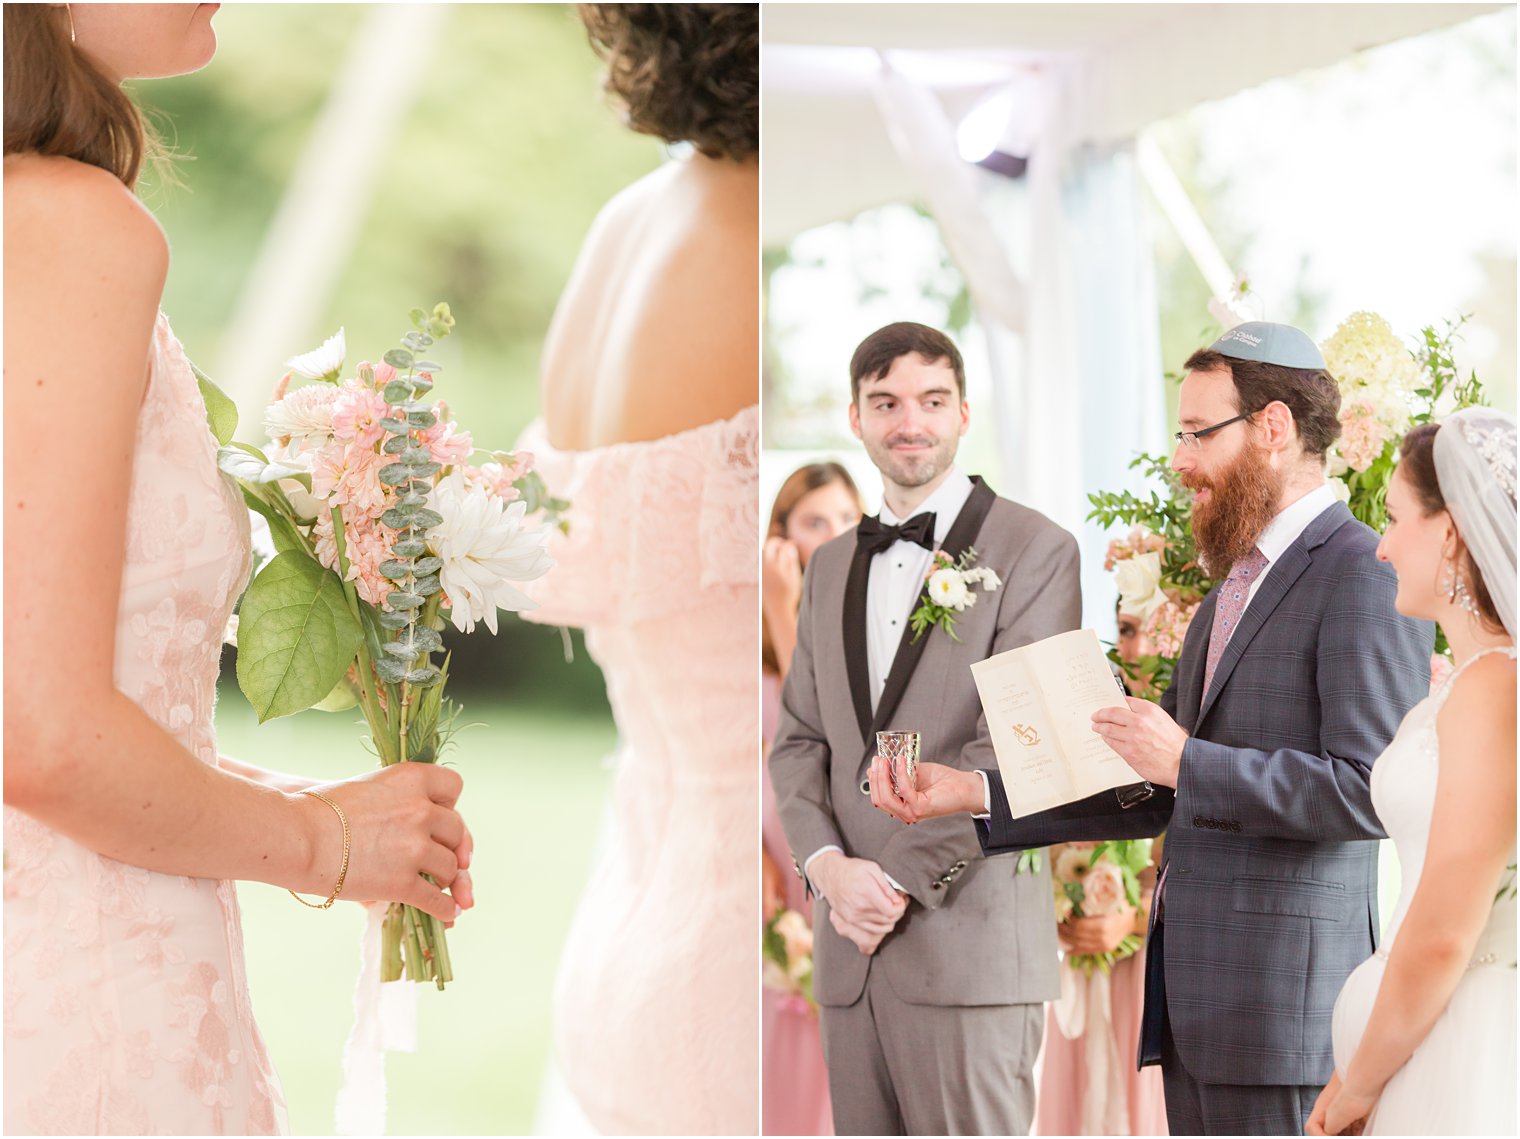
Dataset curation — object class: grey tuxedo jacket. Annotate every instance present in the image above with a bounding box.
[769,478,1081,1008]
[979,501,1433,1085]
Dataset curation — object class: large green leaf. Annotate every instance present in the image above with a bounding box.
[236,551,363,722]
[190,362,238,445]
[218,442,313,490]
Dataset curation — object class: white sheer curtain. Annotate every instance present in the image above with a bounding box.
[870,59,1165,632]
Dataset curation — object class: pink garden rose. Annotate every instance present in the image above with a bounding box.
[1429,652,1454,694]
[1338,400,1394,472]
[1144,597,1200,660]
[1081,861,1127,916]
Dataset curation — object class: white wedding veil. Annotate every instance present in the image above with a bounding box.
[1434,406,1518,638]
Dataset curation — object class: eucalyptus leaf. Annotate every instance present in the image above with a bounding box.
[377,609,412,629]
[381,507,417,529]
[406,460,442,479]
[392,539,427,558]
[383,347,415,369]
[411,375,433,393]
[388,591,425,609]
[413,360,442,372]
[235,552,363,722]
[408,508,443,530]
[412,556,443,576]
[412,574,442,597]
[380,559,414,580]
[406,668,443,686]
[375,656,409,683]
[383,436,409,455]
[408,307,428,329]
[383,381,414,404]
[383,641,422,661]
[380,417,410,435]
[406,410,437,429]
[192,364,239,446]
[379,463,413,485]
[410,625,444,652]
[402,446,431,464]
[218,445,313,491]
[400,492,429,508]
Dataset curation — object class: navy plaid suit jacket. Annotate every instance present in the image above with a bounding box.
[979,501,1433,1086]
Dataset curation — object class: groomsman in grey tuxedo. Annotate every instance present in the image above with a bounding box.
[768,322,1082,1135]
[874,322,1434,1135]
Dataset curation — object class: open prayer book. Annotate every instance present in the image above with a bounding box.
[970,628,1138,818]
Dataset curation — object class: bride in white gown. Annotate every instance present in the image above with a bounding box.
[1310,407,1517,1137]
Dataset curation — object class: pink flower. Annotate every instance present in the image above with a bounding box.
[468,455,531,502]
[1338,400,1393,472]
[1144,597,1200,659]
[331,383,392,448]
[1081,861,1127,916]
[311,439,390,519]
[419,418,473,466]
[1429,652,1454,694]
[371,362,398,388]
[312,510,398,607]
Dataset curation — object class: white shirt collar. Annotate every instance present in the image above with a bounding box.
[878,467,973,545]
[1255,483,1339,566]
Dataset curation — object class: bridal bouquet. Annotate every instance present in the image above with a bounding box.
[762,908,817,1015]
[210,304,562,989]
[1052,840,1153,976]
[1088,289,1490,679]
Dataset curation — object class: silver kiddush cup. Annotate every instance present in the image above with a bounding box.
[877,730,921,793]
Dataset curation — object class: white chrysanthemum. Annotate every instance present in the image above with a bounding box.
[430,471,554,634]
[284,328,346,381]
[964,565,1002,591]
[927,567,971,610]
[264,384,341,445]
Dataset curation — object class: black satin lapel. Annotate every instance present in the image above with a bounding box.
[866,477,998,750]
[1197,544,1312,725]
[843,542,874,744]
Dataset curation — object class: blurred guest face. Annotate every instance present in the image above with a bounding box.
[72,3,219,80]
[1116,611,1154,665]
[784,483,860,567]
[849,353,968,493]
[1377,465,1458,622]
[1173,366,1284,577]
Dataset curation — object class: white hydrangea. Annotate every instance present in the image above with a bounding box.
[1320,312,1423,432]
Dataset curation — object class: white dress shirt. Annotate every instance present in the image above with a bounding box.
[806,468,975,894]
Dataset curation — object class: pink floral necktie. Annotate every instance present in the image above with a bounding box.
[1202,546,1270,697]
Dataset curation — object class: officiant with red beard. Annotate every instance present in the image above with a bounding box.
[871,322,1433,1135]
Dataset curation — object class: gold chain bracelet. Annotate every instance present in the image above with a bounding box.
[289,789,351,910]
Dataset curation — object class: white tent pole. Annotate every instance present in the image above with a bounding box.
[1135,132,1237,300]
[216,3,450,431]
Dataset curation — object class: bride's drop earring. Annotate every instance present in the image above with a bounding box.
[1441,558,1480,616]
[65,3,76,43]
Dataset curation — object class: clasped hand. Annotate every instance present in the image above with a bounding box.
[811,851,906,956]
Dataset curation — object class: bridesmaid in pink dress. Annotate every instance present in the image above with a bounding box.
[3,9,472,1133]
[522,8,759,1133]
[1033,608,1169,1136]
[761,464,863,1137]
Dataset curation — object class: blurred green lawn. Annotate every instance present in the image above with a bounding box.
[216,680,615,1135]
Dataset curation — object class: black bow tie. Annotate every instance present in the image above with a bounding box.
[856,511,937,555]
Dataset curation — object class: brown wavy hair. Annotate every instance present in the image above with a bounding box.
[763,463,864,675]
[1183,348,1342,461]
[577,4,757,162]
[3,5,159,187]
[1398,423,1504,634]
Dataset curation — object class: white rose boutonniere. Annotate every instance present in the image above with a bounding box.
[909,548,1001,643]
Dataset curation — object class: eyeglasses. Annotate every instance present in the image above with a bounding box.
[1174,412,1254,450]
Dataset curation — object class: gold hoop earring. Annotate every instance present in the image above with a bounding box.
[65,3,76,44]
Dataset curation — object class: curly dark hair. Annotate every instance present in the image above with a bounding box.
[577,4,757,162]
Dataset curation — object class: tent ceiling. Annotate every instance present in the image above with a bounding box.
[762,3,1503,245]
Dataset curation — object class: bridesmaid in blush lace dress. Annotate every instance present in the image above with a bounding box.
[520,7,759,1133]
[3,8,473,1134]
[760,463,863,1137]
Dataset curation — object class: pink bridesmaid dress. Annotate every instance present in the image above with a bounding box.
[761,671,834,1137]
[3,315,287,1135]
[519,407,760,1135]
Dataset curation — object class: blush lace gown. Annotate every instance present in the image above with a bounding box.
[3,315,287,1135]
[1330,645,1517,1135]
[520,406,760,1135]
